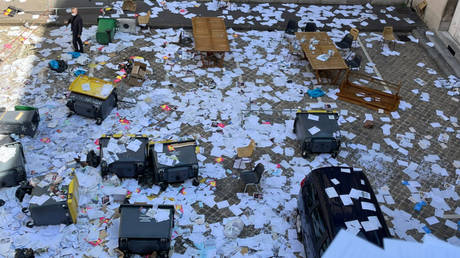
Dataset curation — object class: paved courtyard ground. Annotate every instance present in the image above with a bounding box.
[0,2,458,258]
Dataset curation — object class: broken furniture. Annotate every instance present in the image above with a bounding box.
[122,0,137,12]
[240,163,264,193]
[192,17,230,68]
[296,32,348,85]
[127,61,147,86]
[336,70,401,112]
[118,204,174,257]
[67,75,118,125]
[293,110,341,158]
[382,26,396,50]
[0,106,40,137]
[96,18,117,45]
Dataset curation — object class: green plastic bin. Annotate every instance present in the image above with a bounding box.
[96,18,117,45]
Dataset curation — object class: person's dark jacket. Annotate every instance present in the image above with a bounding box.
[68,14,83,36]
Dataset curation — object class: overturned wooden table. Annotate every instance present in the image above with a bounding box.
[296,32,348,85]
[192,17,230,68]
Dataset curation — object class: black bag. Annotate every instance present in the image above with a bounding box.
[118,204,174,257]
[150,140,199,188]
[99,135,149,180]
[49,60,68,73]
[0,139,26,188]
[15,248,34,258]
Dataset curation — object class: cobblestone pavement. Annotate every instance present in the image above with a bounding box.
[0,13,458,258]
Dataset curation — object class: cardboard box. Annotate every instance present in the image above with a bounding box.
[127,62,147,86]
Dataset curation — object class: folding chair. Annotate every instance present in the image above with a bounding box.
[382,26,396,50]
[240,163,265,193]
[346,54,362,70]
[336,33,353,59]
[304,22,317,32]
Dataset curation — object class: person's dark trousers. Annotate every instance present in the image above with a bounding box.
[72,33,84,53]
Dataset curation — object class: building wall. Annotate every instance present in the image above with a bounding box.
[448,2,460,43]
[416,0,449,30]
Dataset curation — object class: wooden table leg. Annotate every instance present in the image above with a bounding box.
[315,70,322,85]
[332,69,344,85]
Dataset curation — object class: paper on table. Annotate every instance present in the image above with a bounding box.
[308,126,321,135]
[325,187,339,198]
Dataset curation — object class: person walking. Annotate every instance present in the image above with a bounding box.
[66,8,84,53]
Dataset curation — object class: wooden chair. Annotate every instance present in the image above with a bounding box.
[237,139,256,158]
[350,28,359,47]
[417,0,427,15]
[382,26,396,50]
[137,10,151,27]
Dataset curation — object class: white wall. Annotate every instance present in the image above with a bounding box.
[448,0,460,43]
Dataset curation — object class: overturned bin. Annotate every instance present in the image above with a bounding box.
[293,110,341,158]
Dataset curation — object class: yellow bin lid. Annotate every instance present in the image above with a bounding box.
[67,175,79,224]
[69,75,115,100]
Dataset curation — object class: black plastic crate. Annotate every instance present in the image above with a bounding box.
[99,135,149,180]
[150,140,199,189]
[293,110,341,158]
[119,204,174,257]
[0,138,26,188]
[0,107,40,137]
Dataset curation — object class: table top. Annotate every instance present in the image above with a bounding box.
[296,32,348,71]
[192,17,230,52]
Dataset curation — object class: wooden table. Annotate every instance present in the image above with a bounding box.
[296,32,348,85]
[192,17,230,68]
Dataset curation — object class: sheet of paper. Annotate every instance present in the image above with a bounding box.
[361,201,376,211]
[325,187,338,198]
[340,195,353,205]
[308,126,320,135]
[154,143,163,153]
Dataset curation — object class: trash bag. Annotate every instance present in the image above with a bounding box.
[14,248,34,258]
[223,218,244,238]
[74,69,86,77]
[48,60,67,73]
[68,51,81,58]
[307,88,325,98]
[86,150,100,168]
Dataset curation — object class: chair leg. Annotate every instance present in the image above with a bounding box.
[244,185,248,193]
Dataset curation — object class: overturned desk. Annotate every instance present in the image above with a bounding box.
[296,32,348,85]
[192,17,230,68]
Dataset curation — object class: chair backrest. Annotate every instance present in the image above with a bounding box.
[304,22,317,32]
[254,163,265,183]
[350,28,359,40]
[285,20,298,35]
[383,26,393,36]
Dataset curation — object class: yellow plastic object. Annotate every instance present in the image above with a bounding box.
[67,176,79,224]
[69,75,115,100]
